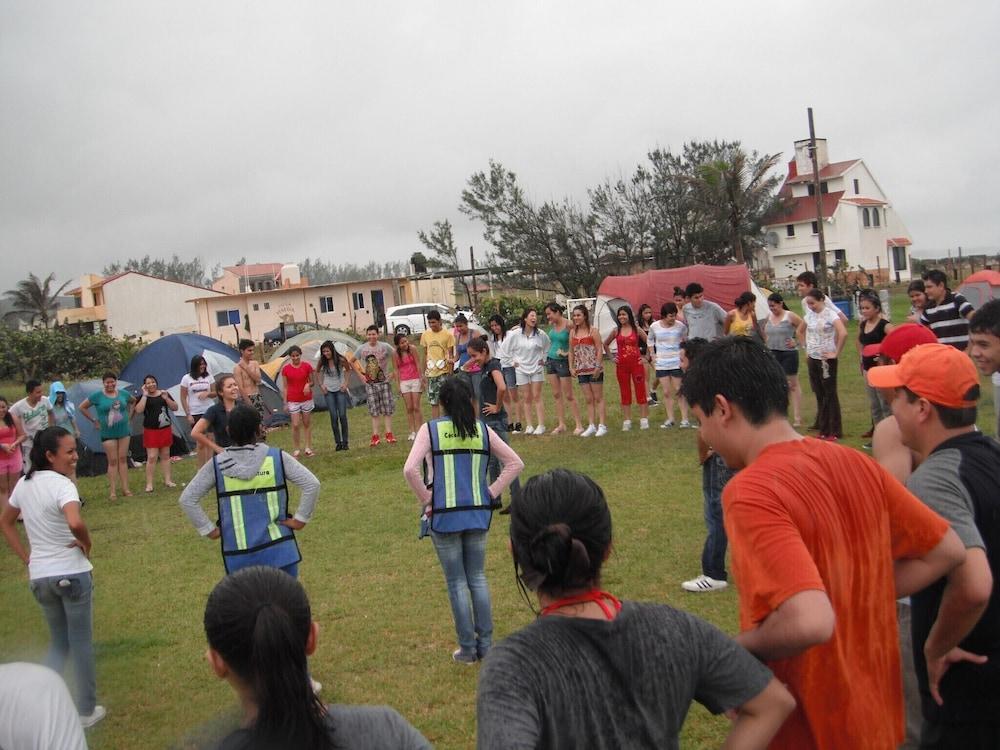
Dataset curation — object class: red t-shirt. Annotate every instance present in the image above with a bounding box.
[724,438,949,750]
[281,361,314,403]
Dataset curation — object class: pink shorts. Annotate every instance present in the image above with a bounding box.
[0,447,22,475]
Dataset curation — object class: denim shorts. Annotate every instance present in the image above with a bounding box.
[545,358,570,378]
[502,366,517,389]
[577,371,605,385]
[655,368,683,379]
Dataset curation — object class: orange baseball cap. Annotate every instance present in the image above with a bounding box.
[867,343,980,408]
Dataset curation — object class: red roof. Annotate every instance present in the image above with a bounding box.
[886,237,912,247]
[766,191,844,226]
[224,263,284,278]
[786,159,859,184]
[841,197,886,206]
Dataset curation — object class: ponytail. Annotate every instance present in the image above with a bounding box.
[26,427,72,481]
[438,377,478,440]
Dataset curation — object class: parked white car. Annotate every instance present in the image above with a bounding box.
[386,303,456,336]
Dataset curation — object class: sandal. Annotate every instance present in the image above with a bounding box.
[292,450,301,458]
[551,425,566,435]
[304,448,315,457]
[164,482,177,488]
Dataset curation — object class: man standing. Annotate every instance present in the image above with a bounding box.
[353,325,396,447]
[795,271,848,323]
[870,344,999,748]
[10,379,54,473]
[233,339,266,421]
[920,269,975,350]
[419,310,455,419]
[968,299,1000,436]
[681,283,726,342]
[680,337,965,749]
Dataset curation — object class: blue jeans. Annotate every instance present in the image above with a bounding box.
[30,571,97,714]
[701,454,734,581]
[483,414,521,505]
[324,390,349,446]
[430,530,493,658]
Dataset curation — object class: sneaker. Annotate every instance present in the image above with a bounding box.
[385,432,397,444]
[681,575,728,593]
[639,418,649,430]
[507,423,515,432]
[533,424,546,436]
[80,705,107,728]
[580,424,596,437]
[513,422,523,434]
[595,424,608,437]
[862,442,873,450]
[523,425,535,435]
[335,444,344,452]
[407,432,416,441]
[369,434,381,447]
[452,648,478,665]
[621,420,631,432]
[660,420,675,429]
[679,420,692,429]
[310,677,323,694]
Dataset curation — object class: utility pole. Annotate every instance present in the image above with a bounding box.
[469,246,478,309]
[807,107,829,288]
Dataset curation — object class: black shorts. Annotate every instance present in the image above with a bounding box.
[771,349,799,376]
[545,358,571,378]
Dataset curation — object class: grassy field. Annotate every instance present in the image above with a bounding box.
[1,293,996,749]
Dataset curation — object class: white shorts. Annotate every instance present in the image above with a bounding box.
[400,378,423,394]
[515,370,545,387]
[287,400,315,414]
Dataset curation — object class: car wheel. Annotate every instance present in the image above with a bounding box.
[394,324,412,337]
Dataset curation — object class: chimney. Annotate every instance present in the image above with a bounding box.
[793,137,829,179]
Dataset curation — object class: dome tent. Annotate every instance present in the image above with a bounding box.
[957,270,1000,309]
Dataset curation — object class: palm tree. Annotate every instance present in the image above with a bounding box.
[689,146,784,266]
[3,272,71,328]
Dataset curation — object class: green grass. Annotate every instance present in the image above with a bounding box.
[1,289,996,749]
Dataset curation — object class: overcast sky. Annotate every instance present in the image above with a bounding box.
[2,1,998,288]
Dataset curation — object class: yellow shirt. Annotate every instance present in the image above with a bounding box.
[419,328,455,377]
[730,310,754,337]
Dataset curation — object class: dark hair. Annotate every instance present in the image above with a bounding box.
[543,302,564,316]
[393,332,410,360]
[570,305,591,332]
[637,304,653,328]
[680,337,709,365]
[659,302,678,317]
[679,337,789,426]
[287,345,302,357]
[907,279,926,294]
[0,396,13,429]
[684,282,704,297]
[318,340,341,376]
[143,374,158,386]
[921,269,949,287]
[970,299,1000,337]
[673,286,685,298]
[25,379,41,394]
[216,374,237,403]
[26,426,73,480]
[614,304,636,332]
[190,356,208,379]
[509,469,612,599]
[857,290,882,311]
[438,377,478,440]
[468,337,488,354]
[805,288,825,303]
[227,405,262,446]
[767,292,789,311]
[365,324,379,334]
[426,309,441,322]
[734,292,756,308]
[520,308,539,335]
[102,372,117,383]
[204,567,331,750]
[239,339,255,352]
[901,386,978,429]
[488,314,507,342]
[796,271,818,288]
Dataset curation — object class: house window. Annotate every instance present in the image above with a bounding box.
[352,292,365,310]
[834,249,846,265]
[216,309,241,326]
[786,224,795,237]
[320,296,334,313]
[892,246,908,271]
[807,183,814,196]
[252,303,259,311]
[820,181,828,194]
[811,221,819,235]
[872,208,880,227]
[264,302,270,310]
[853,179,860,195]
[862,208,871,227]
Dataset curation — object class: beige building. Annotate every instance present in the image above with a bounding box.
[62,272,226,340]
[211,263,309,294]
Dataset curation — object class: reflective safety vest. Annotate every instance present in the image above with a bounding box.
[428,417,496,533]
[214,447,301,573]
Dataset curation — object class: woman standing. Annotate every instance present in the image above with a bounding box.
[797,289,847,440]
[567,305,607,437]
[282,346,315,458]
[180,355,215,467]
[647,302,689,428]
[488,315,520,432]
[906,279,929,324]
[403,378,524,663]
[0,427,105,728]
[506,309,550,435]
[724,292,762,339]
[637,304,659,407]
[476,469,794,749]
[79,372,134,500]
[857,291,895,438]
[134,374,178,492]
[603,305,649,431]
[544,303,583,435]
[48,382,80,438]
[0,397,25,513]
[764,293,804,427]
[192,375,241,457]
[317,341,351,452]
[394,333,424,441]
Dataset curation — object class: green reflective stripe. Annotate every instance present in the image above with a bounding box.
[265,491,282,541]
[222,456,277,493]
[229,497,247,550]
[471,451,483,506]
[444,454,457,508]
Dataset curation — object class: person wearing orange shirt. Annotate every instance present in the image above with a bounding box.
[679,336,966,750]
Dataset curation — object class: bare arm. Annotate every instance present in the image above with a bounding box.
[894,526,965,597]
[77,398,97,427]
[191,416,223,455]
[133,393,147,418]
[62,502,91,557]
[482,369,506,415]
[0,505,29,565]
[795,319,806,349]
[602,330,616,348]
[832,318,847,357]
[723,678,796,750]
[734,589,835,662]
[724,311,733,335]
[162,391,178,411]
[591,326,606,358]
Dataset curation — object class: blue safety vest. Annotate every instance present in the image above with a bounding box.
[214,446,301,573]
[428,417,496,533]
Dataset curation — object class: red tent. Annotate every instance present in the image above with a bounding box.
[957,270,1000,309]
[597,264,760,313]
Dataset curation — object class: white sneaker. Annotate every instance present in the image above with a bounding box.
[407,432,416,441]
[533,424,546,436]
[595,424,608,437]
[621,420,631,431]
[679,420,692,429]
[523,425,535,435]
[681,575,728,593]
[310,677,323,694]
[639,418,649,430]
[580,424,596,437]
[80,705,107,729]
[660,420,674,429]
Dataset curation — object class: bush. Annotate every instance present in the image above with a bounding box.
[474,294,549,327]
[0,328,145,382]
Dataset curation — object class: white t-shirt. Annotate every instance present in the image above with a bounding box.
[0,663,87,750]
[506,328,551,375]
[9,397,52,443]
[803,305,841,360]
[8,471,92,580]
[647,320,687,371]
[801,293,848,322]
[180,374,214,416]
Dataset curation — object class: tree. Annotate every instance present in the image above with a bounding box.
[297,259,409,285]
[417,219,474,308]
[409,252,430,274]
[3,272,70,328]
[103,254,215,286]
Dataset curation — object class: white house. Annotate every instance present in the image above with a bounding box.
[763,138,913,283]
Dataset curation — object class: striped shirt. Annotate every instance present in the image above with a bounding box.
[920,291,974,350]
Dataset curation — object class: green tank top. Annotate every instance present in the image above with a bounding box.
[548,326,570,360]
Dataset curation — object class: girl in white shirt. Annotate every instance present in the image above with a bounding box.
[505,309,550,435]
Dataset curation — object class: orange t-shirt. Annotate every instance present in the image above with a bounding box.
[723,438,949,750]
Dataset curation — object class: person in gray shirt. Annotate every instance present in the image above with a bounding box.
[477,468,795,750]
[681,283,727,341]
